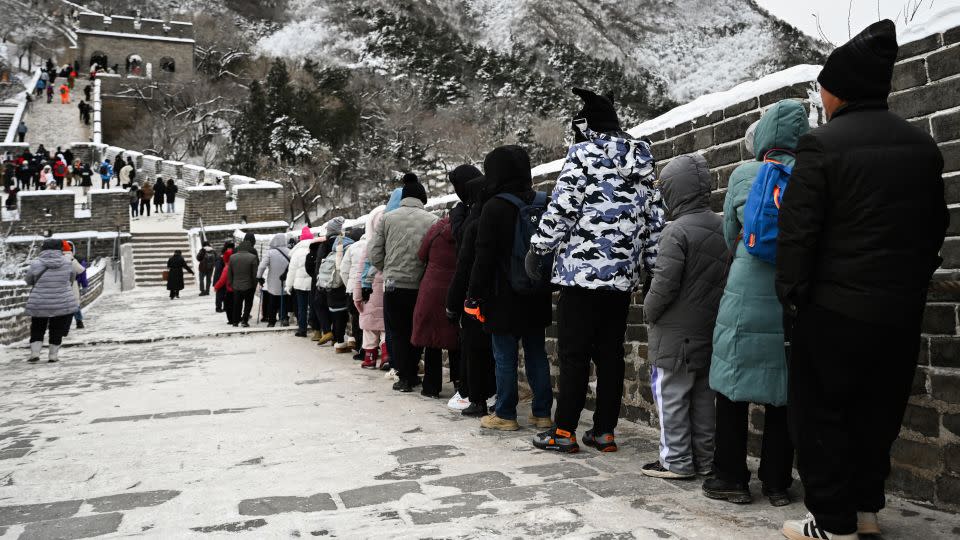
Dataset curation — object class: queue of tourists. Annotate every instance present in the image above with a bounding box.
[26,21,949,540]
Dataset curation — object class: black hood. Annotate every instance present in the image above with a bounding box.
[483,146,531,195]
[449,164,482,203]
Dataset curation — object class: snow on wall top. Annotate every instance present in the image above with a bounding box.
[529,64,822,178]
[234,181,283,190]
[900,4,960,44]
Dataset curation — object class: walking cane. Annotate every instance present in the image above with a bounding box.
[256,286,263,326]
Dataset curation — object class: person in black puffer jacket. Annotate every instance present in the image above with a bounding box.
[447,164,482,249]
[466,145,553,432]
[776,20,949,540]
[446,177,497,418]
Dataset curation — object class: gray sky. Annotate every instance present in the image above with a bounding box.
[756,0,940,45]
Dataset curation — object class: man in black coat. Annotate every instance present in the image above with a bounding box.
[466,145,553,432]
[776,20,948,540]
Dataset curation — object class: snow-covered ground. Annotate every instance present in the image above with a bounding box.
[0,287,958,538]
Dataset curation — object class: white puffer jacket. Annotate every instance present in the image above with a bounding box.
[285,238,320,293]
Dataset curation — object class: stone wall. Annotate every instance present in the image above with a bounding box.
[182,183,287,229]
[0,261,107,345]
[8,189,130,237]
[884,28,960,511]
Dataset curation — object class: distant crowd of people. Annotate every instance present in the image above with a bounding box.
[24,21,951,540]
[1,147,178,215]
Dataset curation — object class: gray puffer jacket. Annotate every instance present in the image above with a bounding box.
[25,249,79,318]
[643,153,728,372]
[257,233,290,296]
[368,198,439,289]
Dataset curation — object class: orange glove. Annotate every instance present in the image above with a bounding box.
[464,298,485,323]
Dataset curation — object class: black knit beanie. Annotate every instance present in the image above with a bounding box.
[818,19,898,101]
[42,238,62,251]
[571,88,620,135]
[401,174,427,205]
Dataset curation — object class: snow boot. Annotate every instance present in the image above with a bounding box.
[532,428,579,453]
[28,342,42,363]
[317,331,334,345]
[582,429,618,452]
[782,514,859,540]
[334,342,353,354]
[310,330,323,341]
[75,320,84,329]
[48,345,60,363]
[360,349,378,369]
[378,342,391,370]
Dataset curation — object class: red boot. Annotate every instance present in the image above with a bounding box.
[379,342,391,371]
[360,349,378,370]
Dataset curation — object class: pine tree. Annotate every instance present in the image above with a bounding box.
[265,59,295,120]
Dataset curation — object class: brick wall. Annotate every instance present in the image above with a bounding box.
[0,261,107,345]
[885,28,960,510]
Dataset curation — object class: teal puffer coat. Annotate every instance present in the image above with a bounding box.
[709,100,810,406]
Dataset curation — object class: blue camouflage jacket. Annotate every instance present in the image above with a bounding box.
[530,129,665,291]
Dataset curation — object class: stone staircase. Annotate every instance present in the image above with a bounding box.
[131,232,195,288]
[0,108,15,140]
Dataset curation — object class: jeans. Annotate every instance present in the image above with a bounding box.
[166,202,175,213]
[490,331,553,421]
[30,315,73,345]
[790,304,919,535]
[295,290,310,333]
[74,309,83,322]
[130,201,138,217]
[198,271,212,294]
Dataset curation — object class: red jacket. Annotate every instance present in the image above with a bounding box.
[411,217,459,350]
[213,249,234,292]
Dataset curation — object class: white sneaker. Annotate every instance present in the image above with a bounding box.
[384,368,399,381]
[487,395,497,408]
[446,392,470,411]
[782,514,859,540]
[857,512,880,536]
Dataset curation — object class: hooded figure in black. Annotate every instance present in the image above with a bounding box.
[446,177,496,417]
[776,20,949,539]
[447,164,482,248]
[466,145,553,430]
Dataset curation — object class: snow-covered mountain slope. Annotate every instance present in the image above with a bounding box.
[256,0,827,103]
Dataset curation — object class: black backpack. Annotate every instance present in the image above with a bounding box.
[200,251,216,272]
[496,192,553,295]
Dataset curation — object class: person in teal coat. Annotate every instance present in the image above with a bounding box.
[702,100,809,507]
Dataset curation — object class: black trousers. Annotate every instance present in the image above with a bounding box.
[713,392,794,490]
[224,291,235,323]
[139,200,150,216]
[462,316,495,405]
[262,291,288,323]
[233,288,256,324]
[553,287,631,434]
[348,299,361,349]
[331,310,348,343]
[309,289,329,332]
[30,315,73,345]
[216,287,226,312]
[422,348,444,395]
[790,304,919,535]
[383,288,423,385]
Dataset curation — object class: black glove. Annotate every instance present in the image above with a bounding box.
[361,287,372,303]
[445,308,460,325]
[525,249,543,281]
[257,277,265,286]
